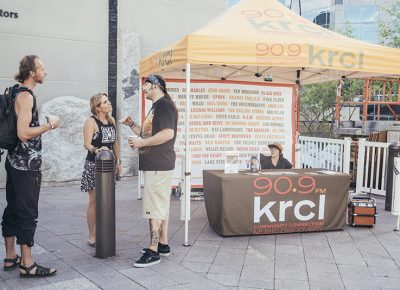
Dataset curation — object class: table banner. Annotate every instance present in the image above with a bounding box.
[203,169,350,236]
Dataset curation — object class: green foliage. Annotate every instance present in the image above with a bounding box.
[379,0,400,48]
[336,21,355,39]
[299,21,366,137]
[300,81,337,137]
[300,78,365,137]
[341,79,364,101]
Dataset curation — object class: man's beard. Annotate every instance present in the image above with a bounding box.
[35,76,44,84]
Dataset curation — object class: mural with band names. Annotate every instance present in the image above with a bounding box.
[162,80,295,185]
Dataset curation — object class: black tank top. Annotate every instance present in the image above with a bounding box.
[86,116,116,162]
[8,90,41,171]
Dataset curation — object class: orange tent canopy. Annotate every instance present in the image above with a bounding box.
[140,0,400,84]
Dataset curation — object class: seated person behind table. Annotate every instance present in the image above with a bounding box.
[260,143,293,169]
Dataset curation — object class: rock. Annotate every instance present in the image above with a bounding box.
[118,30,141,177]
[40,96,90,182]
[39,30,142,183]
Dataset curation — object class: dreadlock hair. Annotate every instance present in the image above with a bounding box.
[14,55,39,83]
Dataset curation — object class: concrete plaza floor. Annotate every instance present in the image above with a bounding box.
[0,177,400,289]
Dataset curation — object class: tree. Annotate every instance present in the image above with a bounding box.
[300,23,363,137]
[379,0,400,48]
[300,81,337,137]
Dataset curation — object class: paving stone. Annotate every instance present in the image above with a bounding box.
[309,280,345,290]
[303,244,335,263]
[276,233,302,245]
[377,276,400,289]
[274,278,310,290]
[275,261,308,281]
[339,265,380,289]
[207,273,240,287]
[330,243,366,265]
[308,271,342,283]
[5,277,50,290]
[275,244,304,260]
[220,236,249,249]
[28,278,100,290]
[369,262,400,278]
[183,244,219,263]
[180,261,211,273]
[238,277,274,289]
[120,264,183,289]
[306,262,339,275]
[213,248,246,265]
[0,180,399,289]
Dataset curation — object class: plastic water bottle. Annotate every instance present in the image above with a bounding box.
[250,155,259,172]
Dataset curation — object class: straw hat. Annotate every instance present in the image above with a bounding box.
[268,143,283,153]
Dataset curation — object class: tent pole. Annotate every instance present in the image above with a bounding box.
[138,78,144,200]
[183,63,192,247]
[295,70,301,133]
[295,70,301,168]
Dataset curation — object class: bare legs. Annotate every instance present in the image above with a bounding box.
[159,217,169,245]
[4,237,56,275]
[148,217,169,252]
[3,237,18,267]
[87,189,95,242]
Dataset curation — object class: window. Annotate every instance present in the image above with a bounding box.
[345,6,378,22]
[226,0,240,8]
[313,11,331,28]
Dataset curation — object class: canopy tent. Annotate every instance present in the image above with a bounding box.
[140,0,400,83]
[139,0,400,245]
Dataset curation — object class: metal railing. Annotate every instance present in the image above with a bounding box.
[297,135,391,196]
[356,138,390,196]
[297,136,352,174]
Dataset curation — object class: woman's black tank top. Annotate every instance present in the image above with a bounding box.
[86,116,116,162]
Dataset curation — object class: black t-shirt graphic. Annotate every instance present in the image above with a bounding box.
[86,116,116,162]
[139,96,178,171]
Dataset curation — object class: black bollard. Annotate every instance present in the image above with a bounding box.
[386,144,400,211]
[95,150,116,258]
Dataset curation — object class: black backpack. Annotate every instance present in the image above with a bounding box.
[0,84,34,160]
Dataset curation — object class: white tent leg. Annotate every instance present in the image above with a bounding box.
[183,63,192,247]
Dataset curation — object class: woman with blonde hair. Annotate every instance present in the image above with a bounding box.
[80,93,121,246]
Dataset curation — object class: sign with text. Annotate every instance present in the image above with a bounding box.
[143,80,295,185]
[203,170,351,236]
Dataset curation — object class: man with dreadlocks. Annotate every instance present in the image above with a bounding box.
[121,74,178,267]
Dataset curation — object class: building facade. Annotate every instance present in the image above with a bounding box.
[285,0,394,44]
[228,0,394,44]
[0,0,226,186]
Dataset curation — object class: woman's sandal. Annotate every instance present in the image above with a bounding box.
[20,262,57,278]
[3,255,20,271]
[87,239,95,247]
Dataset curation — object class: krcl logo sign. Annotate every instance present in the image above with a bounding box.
[308,45,364,69]
[252,176,325,223]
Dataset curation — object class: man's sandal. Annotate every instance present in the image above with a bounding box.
[20,262,57,278]
[3,255,20,271]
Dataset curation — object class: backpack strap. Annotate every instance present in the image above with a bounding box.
[11,86,37,116]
